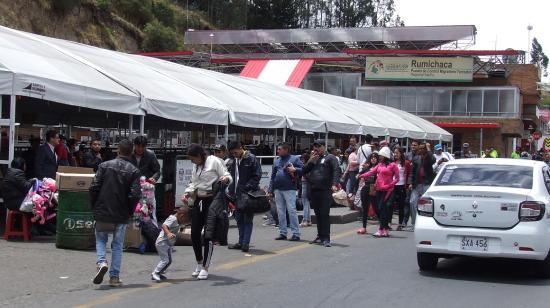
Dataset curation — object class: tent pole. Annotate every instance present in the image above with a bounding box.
[273,129,277,156]
[9,95,15,163]
[325,132,328,146]
[224,125,229,144]
[139,115,145,135]
[129,115,133,138]
[282,128,287,143]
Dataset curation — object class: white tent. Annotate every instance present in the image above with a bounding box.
[0,25,452,162]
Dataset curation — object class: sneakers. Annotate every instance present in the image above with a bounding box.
[93,262,108,285]
[323,240,332,247]
[109,277,122,287]
[151,272,161,282]
[197,269,209,280]
[300,220,311,227]
[357,228,366,235]
[383,229,390,237]
[192,264,204,277]
[289,235,301,242]
[373,229,383,237]
[275,235,287,240]
[159,273,168,280]
[241,244,249,253]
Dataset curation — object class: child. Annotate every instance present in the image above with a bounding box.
[151,207,188,282]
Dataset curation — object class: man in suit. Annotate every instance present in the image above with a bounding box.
[35,130,60,179]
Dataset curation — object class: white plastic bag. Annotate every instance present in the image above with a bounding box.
[19,186,35,212]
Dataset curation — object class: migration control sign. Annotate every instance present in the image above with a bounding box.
[365,56,473,82]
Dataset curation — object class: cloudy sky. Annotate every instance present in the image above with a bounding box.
[394,0,549,57]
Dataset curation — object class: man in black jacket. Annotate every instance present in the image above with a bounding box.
[303,139,340,247]
[90,139,141,287]
[226,141,262,252]
[407,142,436,228]
[3,157,34,211]
[131,136,161,183]
[83,138,103,172]
[35,130,59,179]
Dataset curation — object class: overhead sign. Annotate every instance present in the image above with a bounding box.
[365,56,473,82]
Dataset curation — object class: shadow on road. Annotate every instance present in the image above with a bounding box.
[248,248,276,255]
[96,283,151,291]
[419,257,550,286]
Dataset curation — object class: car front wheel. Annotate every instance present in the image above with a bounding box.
[417,252,438,271]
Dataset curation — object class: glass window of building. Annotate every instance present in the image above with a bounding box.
[483,90,499,116]
[402,88,416,113]
[417,88,433,115]
[451,90,468,116]
[372,89,387,105]
[387,88,401,109]
[499,89,515,116]
[433,89,451,116]
[467,90,482,116]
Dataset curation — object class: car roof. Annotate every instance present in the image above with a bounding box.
[446,158,546,168]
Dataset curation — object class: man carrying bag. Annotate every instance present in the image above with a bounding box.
[226,141,262,253]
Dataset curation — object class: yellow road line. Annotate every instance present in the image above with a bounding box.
[74,228,357,308]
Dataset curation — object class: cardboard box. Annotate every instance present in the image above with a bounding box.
[56,166,95,191]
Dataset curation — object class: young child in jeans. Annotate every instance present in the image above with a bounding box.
[151,207,188,282]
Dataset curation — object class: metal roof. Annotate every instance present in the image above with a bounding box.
[184,25,476,54]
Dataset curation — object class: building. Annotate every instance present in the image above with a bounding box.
[142,26,542,156]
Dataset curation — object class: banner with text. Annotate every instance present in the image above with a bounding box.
[365,56,473,82]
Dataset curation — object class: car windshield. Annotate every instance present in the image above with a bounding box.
[435,164,533,189]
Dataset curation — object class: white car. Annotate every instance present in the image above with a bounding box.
[415,158,550,277]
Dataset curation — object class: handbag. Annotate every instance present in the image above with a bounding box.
[240,189,270,213]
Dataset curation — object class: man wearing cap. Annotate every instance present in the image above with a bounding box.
[303,139,341,247]
[454,143,473,159]
[433,144,453,174]
[212,144,227,161]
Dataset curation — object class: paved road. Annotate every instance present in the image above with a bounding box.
[2,215,550,308]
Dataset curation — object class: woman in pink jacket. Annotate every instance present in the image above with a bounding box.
[358,146,399,237]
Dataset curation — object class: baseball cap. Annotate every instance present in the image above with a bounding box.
[463,143,469,148]
[212,144,226,151]
[313,139,326,146]
[434,144,443,151]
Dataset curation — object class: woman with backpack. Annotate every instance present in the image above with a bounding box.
[393,147,411,231]
[356,152,379,235]
[358,147,399,237]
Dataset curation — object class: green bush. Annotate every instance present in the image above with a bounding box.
[152,0,175,27]
[142,20,179,52]
[113,0,154,27]
[97,0,112,11]
[51,0,82,14]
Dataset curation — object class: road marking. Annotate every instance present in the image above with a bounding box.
[74,228,357,308]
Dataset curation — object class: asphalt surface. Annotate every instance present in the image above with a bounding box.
[2,214,550,308]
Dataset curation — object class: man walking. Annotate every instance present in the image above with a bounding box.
[268,142,303,241]
[35,130,60,179]
[303,139,340,247]
[90,139,141,287]
[227,141,262,252]
[131,136,161,225]
[408,142,436,229]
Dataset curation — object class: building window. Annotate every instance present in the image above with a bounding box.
[467,90,482,116]
[433,89,451,116]
[451,90,468,116]
[483,90,499,116]
[499,89,515,116]
[387,88,401,110]
[402,88,416,113]
[417,88,433,116]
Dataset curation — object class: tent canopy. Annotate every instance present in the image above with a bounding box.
[0,25,451,141]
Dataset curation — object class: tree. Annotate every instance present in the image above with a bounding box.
[142,20,180,52]
[531,37,549,76]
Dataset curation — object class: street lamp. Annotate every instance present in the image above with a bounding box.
[527,24,533,63]
[209,33,215,61]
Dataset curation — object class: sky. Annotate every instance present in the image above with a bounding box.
[394,0,550,60]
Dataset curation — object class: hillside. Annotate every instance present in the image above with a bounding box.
[0,0,214,52]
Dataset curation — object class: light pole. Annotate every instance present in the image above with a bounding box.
[209,33,215,61]
[527,24,533,63]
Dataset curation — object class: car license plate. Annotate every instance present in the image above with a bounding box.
[460,236,488,252]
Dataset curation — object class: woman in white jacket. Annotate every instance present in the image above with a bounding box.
[182,144,231,280]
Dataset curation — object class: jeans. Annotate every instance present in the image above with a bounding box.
[346,171,359,195]
[95,223,127,278]
[234,210,254,245]
[301,181,311,222]
[274,189,300,237]
[154,240,172,274]
[375,191,395,230]
[310,189,332,241]
[394,185,408,225]
[408,184,429,226]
